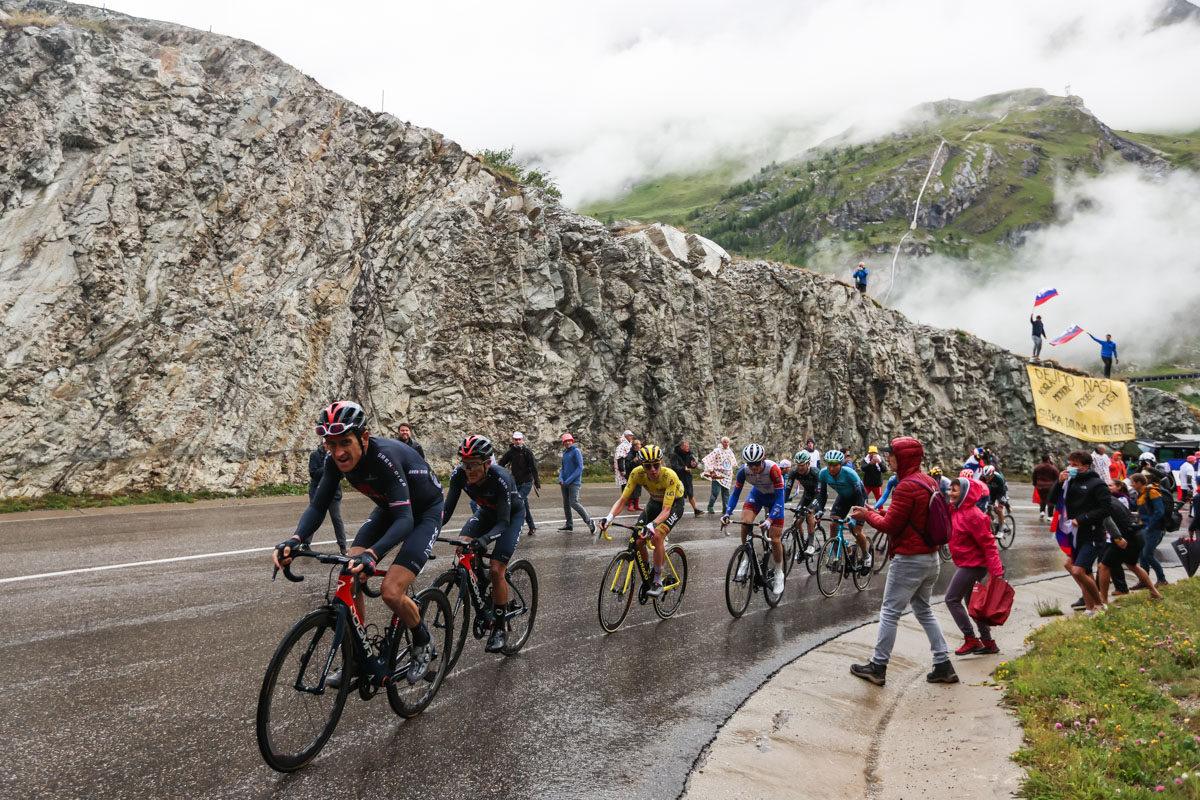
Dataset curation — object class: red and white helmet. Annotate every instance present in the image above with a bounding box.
[316,401,366,439]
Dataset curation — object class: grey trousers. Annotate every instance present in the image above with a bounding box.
[871,552,949,666]
[1032,335,1043,358]
[561,483,592,527]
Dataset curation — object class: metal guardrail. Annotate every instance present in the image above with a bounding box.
[1125,372,1200,385]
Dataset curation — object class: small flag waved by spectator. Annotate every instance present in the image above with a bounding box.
[1034,286,1058,306]
[1050,324,1084,346]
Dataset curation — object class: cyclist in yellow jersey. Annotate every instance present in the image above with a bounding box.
[599,445,685,598]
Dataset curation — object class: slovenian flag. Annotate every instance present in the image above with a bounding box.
[1034,286,1058,306]
[1050,325,1084,346]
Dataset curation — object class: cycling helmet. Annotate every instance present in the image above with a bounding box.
[779,459,792,471]
[972,447,983,458]
[316,401,366,438]
[1138,452,1156,465]
[458,435,494,461]
[981,465,996,478]
[930,466,943,478]
[742,443,765,464]
[795,451,810,465]
[959,469,974,478]
[824,450,846,464]
[638,444,663,464]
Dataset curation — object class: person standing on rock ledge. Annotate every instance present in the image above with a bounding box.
[1088,333,1118,378]
[852,262,868,294]
[1030,314,1046,359]
[557,433,595,534]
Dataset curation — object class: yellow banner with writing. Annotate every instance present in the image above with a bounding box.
[1026,365,1135,442]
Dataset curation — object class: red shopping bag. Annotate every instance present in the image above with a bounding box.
[968,576,1015,626]
[1032,487,1040,504]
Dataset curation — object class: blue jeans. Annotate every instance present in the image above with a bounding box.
[1139,525,1166,582]
[517,481,536,531]
[707,481,730,513]
[872,552,949,666]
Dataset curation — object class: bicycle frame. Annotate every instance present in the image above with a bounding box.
[605,524,682,594]
[435,537,530,628]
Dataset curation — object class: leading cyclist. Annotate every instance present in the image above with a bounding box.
[599,445,685,598]
[722,444,787,595]
[273,402,445,682]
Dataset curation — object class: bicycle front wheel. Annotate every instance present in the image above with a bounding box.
[816,537,845,598]
[387,587,452,718]
[598,552,637,633]
[871,529,890,574]
[654,545,688,619]
[501,559,538,655]
[781,523,799,576]
[724,545,753,618]
[852,552,873,592]
[431,570,469,673]
[256,608,350,773]
[762,549,784,608]
[997,516,1016,550]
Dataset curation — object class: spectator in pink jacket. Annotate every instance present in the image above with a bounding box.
[945,477,1005,656]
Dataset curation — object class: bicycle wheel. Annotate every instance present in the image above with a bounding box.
[815,537,845,598]
[997,516,1016,550]
[852,550,873,591]
[386,587,452,718]
[256,608,350,773]
[598,552,637,633]
[871,529,890,574]
[804,527,822,576]
[938,543,952,562]
[654,545,688,619]
[431,570,469,673]
[762,548,784,608]
[724,545,753,618]
[501,560,538,655]
[781,524,799,577]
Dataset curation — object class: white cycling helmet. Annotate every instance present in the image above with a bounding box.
[1138,452,1156,465]
[824,450,846,464]
[982,465,996,478]
[742,443,765,464]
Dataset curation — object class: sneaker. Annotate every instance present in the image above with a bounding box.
[771,566,785,595]
[646,581,665,599]
[406,641,436,683]
[978,639,1000,655]
[735,557,750,581]
[528,528,536,537]
[1070,597,1086,610]
[694,509,703,517]
[1155,579,1169,588]
[587,519,596,535]
[557,525,574,532]
[926,660,959,684]
[485,625,507,653]
[955,637,983,656]
[857,553,873,576]
[850,661,887,686]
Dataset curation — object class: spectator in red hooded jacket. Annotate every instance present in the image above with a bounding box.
[847,437,956,687]
[945,477,1005,656]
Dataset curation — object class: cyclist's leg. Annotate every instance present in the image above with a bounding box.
[348,510,389,622]
[768,494,786,563]
[488,509,524,608]
[741,487,767,543]
[651,500,683,576]
[381,501,442,628]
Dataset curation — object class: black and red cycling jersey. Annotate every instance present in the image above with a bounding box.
[442,463,523,543]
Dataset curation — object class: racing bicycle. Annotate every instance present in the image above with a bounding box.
[814,513,874,597]
[597,522,688,633]
[256,549,452,772]
[430,536,538,672]
[988,499,1016,550]
[725,520,784,617]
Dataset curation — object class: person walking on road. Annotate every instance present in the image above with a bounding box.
[1032,454,1059,521]
[1049,450,1110,614]
[1180,455,1196,505]
[702,437,737,513]
[614,430,634,510]
[308,442,348,554]
[1098,490,1162,604]
[557,433,595,534]
[847,436,957,687]
[945,477,1005,656]
[395,423,425,460]
[499,431,541,536]
[672,440,702,516]
[1030,314,1046,359]
[852,262,868,294]
[1129,473,1169,589]
[1088,333,1118,378]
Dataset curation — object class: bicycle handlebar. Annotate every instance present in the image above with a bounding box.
[272,548,351,583]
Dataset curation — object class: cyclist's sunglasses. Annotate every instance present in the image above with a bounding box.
[316,422,356,438]
[643,459,663,467]
[462,459,488,469]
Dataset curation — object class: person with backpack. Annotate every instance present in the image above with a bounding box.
[1129,473,1169,589]
[852,262,868,294]
[1048,450,1110,615]
[945,476,1005,656]
[847,436,956,687]
[1098,489,1162,604]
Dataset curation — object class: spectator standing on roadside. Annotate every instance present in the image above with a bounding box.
[626,439,644,511]
[395,423,425,460]
[557,433,595,534]
[1098,489,1161,604]
[852,262,868,294]
[1030,314,1046,359]
[1091,445,1112,480]
[1048,450,1109,614]
[861,446,886,502]
[1180,455,1196,505]
[1129,473,1169,589]
[614,430,635,511]
[847,436,957,687]
[1088,333,1118,378]
[499,431,541,536]
[703,437,737,514]
[1109,452,1127,483]
[671,440,703,516]
[800,438,822,471]
[308,442,348,555]
[1032,454,1059,521]
[945,476,1005,655]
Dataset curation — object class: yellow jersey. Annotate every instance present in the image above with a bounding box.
[621,465,684,506]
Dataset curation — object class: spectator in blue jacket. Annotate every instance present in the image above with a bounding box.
[1130,473,1168,587]
[557,433,595,534]
[852,262,868,294]
[1088,333,1118,378]
[308,443,347,554]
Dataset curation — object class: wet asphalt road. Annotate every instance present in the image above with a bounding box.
[0,483,1161,799]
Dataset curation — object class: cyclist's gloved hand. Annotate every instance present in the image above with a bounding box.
[601,513,613,529]
[720,514,731,526]
[274,537,302,567]
[348,550,378,577]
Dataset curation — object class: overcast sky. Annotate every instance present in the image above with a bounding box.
[95,0,1200,206]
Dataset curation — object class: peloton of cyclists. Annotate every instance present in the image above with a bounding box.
[273,401,445,683]
[598,445,686,598]
[442,435,526,653]
[721,444,787,595]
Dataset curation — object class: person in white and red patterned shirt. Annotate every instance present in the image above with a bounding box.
[702,436,737,514]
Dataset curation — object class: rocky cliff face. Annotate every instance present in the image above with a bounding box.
[0,2,1195,497]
